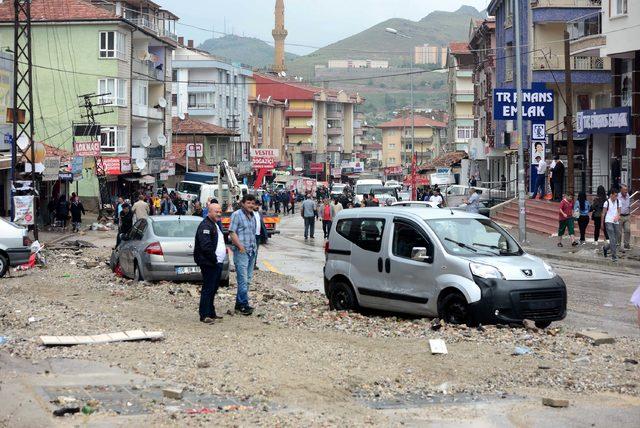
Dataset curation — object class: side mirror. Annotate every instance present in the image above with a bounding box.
[411,247,431,262]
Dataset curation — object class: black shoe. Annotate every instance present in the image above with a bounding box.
[212,315,223,320]
[200,317,215,324]
[603,247,608,258]
[236,306,253,316]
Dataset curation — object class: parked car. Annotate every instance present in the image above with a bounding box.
[353,179,383,205]
[392,201,439,209]
[397,191,411,201]
[369,186,398,205]
[0,217,31,277]
[110,215,229,285]
[330,183,347,199]
[324,207,566,327]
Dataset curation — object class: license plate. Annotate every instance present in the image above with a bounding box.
[176,266,200,275]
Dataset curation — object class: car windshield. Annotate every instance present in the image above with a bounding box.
[355,184,380,195]
[152,218,201,238]
[426,218,522,257]
[178,182,201,194]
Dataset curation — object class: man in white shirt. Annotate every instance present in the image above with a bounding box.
[602,189,621,262]
[618,185,632,251]
[531,156,547,199]
[429,189,444,207]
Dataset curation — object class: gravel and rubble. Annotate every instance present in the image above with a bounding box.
[1,247,639,425]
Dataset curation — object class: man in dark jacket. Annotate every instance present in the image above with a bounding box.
[117,203,133,247]
[611,155,621,191]
[551,156,565,202]
[193,203,225,324]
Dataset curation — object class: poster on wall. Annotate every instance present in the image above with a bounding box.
[531,140,545,164]
[13,195,34,225]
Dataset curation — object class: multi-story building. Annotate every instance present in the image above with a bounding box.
[447,42,475,153]
[0,0,178,207]
[172,42,252,165]
[469,17,500,184]
[377,116,447,169]
[252,73,363,178]
[353,113,381,171]
[247,91,286,164]
[414,44,447,67]
[488,0,610,191]
[326,59,389,69]
[569,0,639,190]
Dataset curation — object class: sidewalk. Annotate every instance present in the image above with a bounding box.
[499,223,640,271]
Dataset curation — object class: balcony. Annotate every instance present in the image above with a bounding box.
[532,0,602,23]
[187,105,216,116]
[125,15,158,33]
[327,127,343,136]
[187,83,216,93]
[533,51,609,71]
[568,11,605,57]
[326,109,343,119]
[133,59,163,81]
[285,109,313,118]
[285,127,313,135]
[327,144,342,153]
[532,0,601,7]
[132,104,164,120]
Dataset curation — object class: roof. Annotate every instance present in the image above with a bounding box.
[377,116,447,129]
[333,206,483,221]
[0,0,117,22]
[253,73,361,103]
[448,42,471,55]
[418,150,468,171]
[172,116,239,136]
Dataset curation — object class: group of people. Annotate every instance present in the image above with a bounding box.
[47,193,86,233]
[556,184,633,262]
[532,155,566,201]
[261,189,299,216]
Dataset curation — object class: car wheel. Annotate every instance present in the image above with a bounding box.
[535,320,552,329]
[439,292,470,325]
[134,261,145,282]
[0,253,8,278]
[329,280,358,311]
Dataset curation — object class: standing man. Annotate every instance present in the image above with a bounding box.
[229,194,258,315]
[132,194,150,221]
[465,188,480,214]
[289,190,296,215]
[551,156,565,202]
[253,200,269,269]
[557,193,578,247]
[117,203,133,247]
[320,198,333,239]
[611,155,622,191]
[603,189,621,262]
[301,193,317,240]
[618,184,632,252]
[531,156,547,199]
[332,197,343,217]
[429,189,444,208]
[193,203,225,324]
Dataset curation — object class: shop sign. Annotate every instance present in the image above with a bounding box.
[43,157,61,182]
[576,107,631,135]
[309,162,324,173]
[71,156,83,177]
[250,148,280,158]
[99,157,125,175]
[160,173,169,181]
[58,172,73,182]
[120,158,132,174]
[186,143,203,158]
[331,167,342,178]
[384,166,403,175]
[13,195,34,225]
[493,84,554,121]
[147,158,162,174]
[252,157,276,170]
[73,141,100,157]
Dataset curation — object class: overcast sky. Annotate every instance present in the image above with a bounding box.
[160,0,490,54]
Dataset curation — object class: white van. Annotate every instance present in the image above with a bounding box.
[324,207,567,327]
[176,181,203,202]
[199,183,249,205]
[353,179,383,205]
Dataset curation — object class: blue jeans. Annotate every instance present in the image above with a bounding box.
[233,248,256,307]
[532,175,545,198]
[304,216,315,238]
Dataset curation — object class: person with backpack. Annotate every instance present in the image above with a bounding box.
[574,192,591,244]
[591,185,606,243]
[602,188,621,262]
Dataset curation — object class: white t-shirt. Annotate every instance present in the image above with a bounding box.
[253,211,261,236]
[603,199,619,224]
[429,195,443,206]
[537,159,547,175]
[215,225,226,263]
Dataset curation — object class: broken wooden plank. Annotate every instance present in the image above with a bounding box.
[38,331,164,346]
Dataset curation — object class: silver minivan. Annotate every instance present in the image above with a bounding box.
[323,207,566,327]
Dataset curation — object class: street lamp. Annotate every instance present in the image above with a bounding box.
[385,28,415,179]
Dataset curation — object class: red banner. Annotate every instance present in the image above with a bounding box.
[74,141,100,157]
[98,157,129,175]
[309,162,324,173]
[384,166,403,176]
[251,157,276,170]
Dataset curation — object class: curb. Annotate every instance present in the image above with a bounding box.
[525,247,640,271]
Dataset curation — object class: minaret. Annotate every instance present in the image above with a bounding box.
[272,0,288,73]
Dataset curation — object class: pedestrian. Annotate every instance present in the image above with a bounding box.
[193,203,225,324]
[274,191,281,214]
[160,193,176,215]
[631,285,640,327]
[175,194,187,215]
[531,156,547,199]
[262,191,271,213]
[281,191,289,215]
[117,203,133,247]
[321,198,333,239]
[602,188,621,262]
[501,174,507,191]
[132,194,149,221]
[289,190,296,215]
[69,195,85,233]
[574,191,591,244]
[114,196,124,224]
[429,189,444,208]
[465,188,480,214]
[591,185,606,243]
[229,194,258,316]
[332,198,343,217]
[551,156,565,202]
[469,175,477,187]
[55,195,70,231]
[611,155,622,191]
[192,200,204,217]
[618,185,632,252]
[252,200,269,270]
[301,193,317,240]
[557,193,578,247]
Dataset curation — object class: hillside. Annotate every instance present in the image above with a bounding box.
[198,35,299,68]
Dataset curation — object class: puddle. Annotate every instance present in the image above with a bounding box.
[354,391,524,410]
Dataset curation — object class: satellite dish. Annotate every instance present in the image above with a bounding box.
[178,113,186,120]
[157,134,167,146]
[279,71,287,78]
[136,158,147,170]
[284,99,289,107]
[327,124,332,128]
[256,95,261,102]
[306,120,313,127]
[141,135,151,147]
[157,97,167,108]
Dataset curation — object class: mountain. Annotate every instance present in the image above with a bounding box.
[287,6,486,77]
[198,35,299,68]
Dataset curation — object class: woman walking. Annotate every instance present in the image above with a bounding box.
[574,192,591,244]
[69,195,86,233]
[591,185,606,243]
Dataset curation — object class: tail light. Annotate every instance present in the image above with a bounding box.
[324,241,329,255]
[23,236,31,247]
[145,242,163,256]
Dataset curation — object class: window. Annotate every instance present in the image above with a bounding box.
[388,157,396,163]
[392,221,432,262]
[188,92,214,109]
[335,218,385,252]
[99,31,126,59]
[426,218,522,257]
[233,97,238,110]
[613,0,628,16]
[336,219,353,241]
[100,126,127,154]
[456,126,473,141]
[172,69,178,82]
[389,143,396,149]
[134,81,148,106]
[171,93,178,106]
[129,219,148,240]
[226,96,230,108]
[504,0,513,27]
[98,78,126,106]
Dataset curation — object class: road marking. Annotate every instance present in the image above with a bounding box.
[262,260,282,275]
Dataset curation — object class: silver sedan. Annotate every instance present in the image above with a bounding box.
[110,216,229,285]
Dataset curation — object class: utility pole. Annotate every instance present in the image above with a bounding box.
[563,30,575,197]
[12,0,37,239]
[514,0,526,242]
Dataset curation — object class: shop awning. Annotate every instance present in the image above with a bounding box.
[140,175,156,184]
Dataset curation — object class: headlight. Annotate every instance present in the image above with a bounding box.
[543,261,556,277]
[470,262,505,279]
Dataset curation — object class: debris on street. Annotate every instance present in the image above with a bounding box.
[39,330,164,346]
[576,330,616,345]
[429,339,448,354]
[542,397,570,408]
[163,387,184,400]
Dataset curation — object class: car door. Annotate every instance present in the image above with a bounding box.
[384,216,437,315]
[120,219,148,277]
[348,215,391,309]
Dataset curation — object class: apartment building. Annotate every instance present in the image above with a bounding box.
[247,91,286,164]
[447,42,475,152]
[569,0,639,190]
[414,44,447,67]
[488,0,610,192]
[0,0,178,204]
[172,43,252,165]
[326,59,389,69]
[377,116,447,169]
[252,73,363,179]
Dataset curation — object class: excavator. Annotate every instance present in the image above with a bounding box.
[217,160,280,237]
